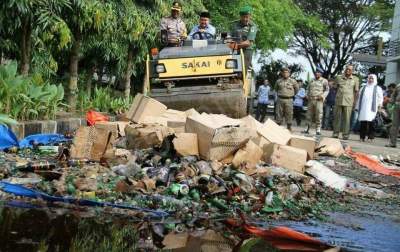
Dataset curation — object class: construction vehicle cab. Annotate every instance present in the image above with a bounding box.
[143,35,253,118]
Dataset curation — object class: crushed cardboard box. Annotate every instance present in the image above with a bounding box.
[163,109,187,133]
[289,135,316,160]
[240,117,291,151]
[94,121,129,138]
[232,140,263,175]
[125,123,171,149]
[142,109,188,133]
[257,119,292,146]
[126,93,167,123]
[162,232,189,250]
[173,133,199,157]
[185,113,255,161]
[70,126,113,161]
[185,108,201,117]
[317,138,345,157]
[263,143,307,174]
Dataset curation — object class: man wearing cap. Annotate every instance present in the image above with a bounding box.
[230,5,258,70]
[333,65,359,140]
[188,11,216,40]
[276,67,299,131]
[160,1,187,47]
[303,67,329,135]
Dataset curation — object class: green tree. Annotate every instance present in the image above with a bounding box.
[0,0,69,75]
[293,0,395,77]
[204,0,316,50]
[256,58,303,88]
[60,0,114,111]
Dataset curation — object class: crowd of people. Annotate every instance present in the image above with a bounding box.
[158,2,399,148]
[256,65,400,148]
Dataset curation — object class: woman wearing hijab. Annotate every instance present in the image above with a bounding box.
[355,74,383,142]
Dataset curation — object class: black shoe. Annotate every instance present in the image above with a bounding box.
[342,136,349,140]
[301,125,310,134]
[385,144,397,148]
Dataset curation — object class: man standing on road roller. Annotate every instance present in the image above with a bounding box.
[332,65,359,140]
[276,67,299,131]
[230,5,258,70]
[303,67,329,136]
[160,2,187,47]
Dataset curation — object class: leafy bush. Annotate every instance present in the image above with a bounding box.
[0,61,67,120]
[78,87,132,114]
[0,114,18,127]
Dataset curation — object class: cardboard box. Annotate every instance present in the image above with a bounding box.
[94,121,129,137]
[125,123,171,149]
[163,109,187,133]
[185,113,255,161]
[126,93,167,123]
[232,140,263,175]
[289,135,316,160]
[185,108,200,117]
[70,126,113,161]
[142,109,187,133]
[141,115,168,125]
[257,119,292,146]
[240,115,263,131]
[173,133,199,157]
[263,144,307,173]
[317,138,345,157]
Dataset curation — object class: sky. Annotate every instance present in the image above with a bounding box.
[253,49,313,81]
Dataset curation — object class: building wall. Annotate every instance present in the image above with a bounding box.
[385,0,400,85]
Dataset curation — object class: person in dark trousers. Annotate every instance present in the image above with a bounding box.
[355,74,383,142]
[293,80,306,126]
[256,80,271,122]
[323,79,337,130]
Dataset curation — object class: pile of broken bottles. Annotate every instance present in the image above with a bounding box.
[1,93,393,250]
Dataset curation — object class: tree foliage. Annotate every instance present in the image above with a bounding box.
[293,0,395,78]
[256,58,303,88]
[1,0,392,111]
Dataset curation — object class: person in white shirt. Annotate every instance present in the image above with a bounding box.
[293,80,306,126]
[355,74,383,142]
[256,80,271,122]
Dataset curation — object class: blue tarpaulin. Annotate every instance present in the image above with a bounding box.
[0,125,68,150]
[19,134,68,148]
[0,181,169,217]
[0,125,19,150]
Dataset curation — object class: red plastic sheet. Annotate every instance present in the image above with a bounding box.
[346,147,400,179]
[86,110,109,126]
[226,213,333,251]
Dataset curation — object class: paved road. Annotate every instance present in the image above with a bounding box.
[257,115,399,158]
[290,126,400,158]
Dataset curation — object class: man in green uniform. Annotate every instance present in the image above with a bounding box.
[276,67,299,131]
[303,67,329,135]
[386,83,400,148]
[230,5,258,70]
[333,65,359,140]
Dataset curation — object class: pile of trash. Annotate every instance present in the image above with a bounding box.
[1,93,397,250]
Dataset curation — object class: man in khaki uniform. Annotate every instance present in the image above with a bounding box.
[303,67,329,135]
[276,68,299,130]
[386,83,400,148]
[160,2,187,47]
[333,65,359,140]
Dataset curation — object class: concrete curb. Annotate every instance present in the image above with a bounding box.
[10,118,85,139]
[9,115,118,139]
